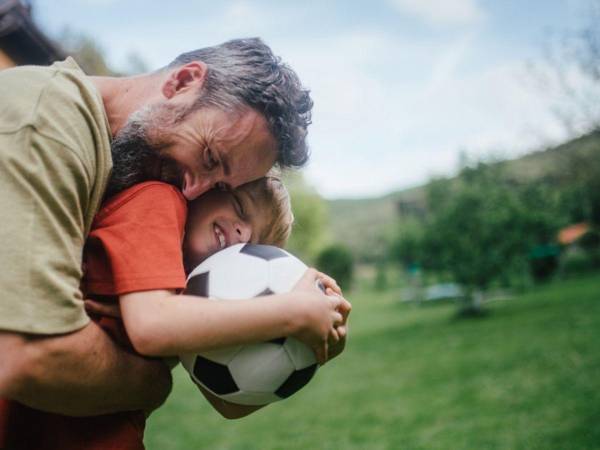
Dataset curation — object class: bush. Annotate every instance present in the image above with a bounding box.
[528,244,560,282]
[561,250,599,277]
[316,244,354,291]
[374,262,389,291]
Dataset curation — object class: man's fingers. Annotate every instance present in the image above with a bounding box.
[336,325,347,339]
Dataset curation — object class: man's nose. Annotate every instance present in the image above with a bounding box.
[182,173,213,200]
[233,221,252,244]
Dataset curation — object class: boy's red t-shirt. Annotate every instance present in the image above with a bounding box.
[0,182,188,450]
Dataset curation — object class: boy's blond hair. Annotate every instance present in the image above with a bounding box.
[236,172,294,248]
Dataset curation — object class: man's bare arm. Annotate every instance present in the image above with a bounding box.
[0,321,172,417]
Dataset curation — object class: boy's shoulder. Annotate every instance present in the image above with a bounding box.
[96,182,186,222]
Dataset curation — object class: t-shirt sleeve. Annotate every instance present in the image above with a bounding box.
[84,184,188,295]
[0,61,112,335]
[0,128,92,334]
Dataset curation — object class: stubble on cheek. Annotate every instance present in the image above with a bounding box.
[106,103,191,197]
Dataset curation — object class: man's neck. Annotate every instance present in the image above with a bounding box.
[89,73,165,137]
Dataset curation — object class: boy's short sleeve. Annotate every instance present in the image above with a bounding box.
[83,182,188,295]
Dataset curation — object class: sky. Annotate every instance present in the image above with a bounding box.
[32,0,594,199]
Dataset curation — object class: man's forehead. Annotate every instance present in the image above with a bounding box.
[224,127,277,182]
[215,109,269,144]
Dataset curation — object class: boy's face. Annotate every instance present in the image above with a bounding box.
[183,188,267,273]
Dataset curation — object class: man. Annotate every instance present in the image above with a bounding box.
[0,38,313,416]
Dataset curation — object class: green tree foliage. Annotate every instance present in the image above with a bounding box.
[394,163,564,294]
[556,140,600,226]
[315,244,354,290]
[389,217,425,269]
[58,28,116,76]
[57,28,149,76]
[374,261,389,291]
[284,172,330,263]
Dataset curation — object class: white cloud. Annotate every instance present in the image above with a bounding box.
[40,0,580,199]
[388,0,486,26]
[293,34,567,198]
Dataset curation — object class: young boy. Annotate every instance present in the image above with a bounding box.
[0,176,350,450]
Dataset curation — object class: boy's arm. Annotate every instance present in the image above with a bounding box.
[0,322,172,417]
[120,270,350,364]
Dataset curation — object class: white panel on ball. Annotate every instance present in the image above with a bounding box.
[283,337,317,370]
[228,343,293,392]
[267,254,307,293]
[211,251,269,299]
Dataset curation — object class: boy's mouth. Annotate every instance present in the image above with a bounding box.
[213,224,227,249]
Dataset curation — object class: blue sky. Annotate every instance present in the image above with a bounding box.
[33,0,591,198]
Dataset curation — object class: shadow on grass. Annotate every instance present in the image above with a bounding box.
[453,305,492,320]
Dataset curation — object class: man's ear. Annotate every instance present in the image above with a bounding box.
[162,62,207,99]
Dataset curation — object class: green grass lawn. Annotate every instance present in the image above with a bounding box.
[145,275,600,450]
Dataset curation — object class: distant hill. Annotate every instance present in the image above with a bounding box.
[326,131,600,262]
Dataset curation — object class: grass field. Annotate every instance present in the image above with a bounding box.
[145,275,600,450]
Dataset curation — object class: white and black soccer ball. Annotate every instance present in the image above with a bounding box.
[179,243,320,406]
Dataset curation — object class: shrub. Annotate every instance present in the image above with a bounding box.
[316,244,354,291]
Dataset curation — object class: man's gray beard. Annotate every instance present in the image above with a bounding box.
[105,119,158,198]
[105,103,191,198]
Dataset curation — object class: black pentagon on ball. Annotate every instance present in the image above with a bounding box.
[193,355,239,395]
[184,271,209,297]
[240,244,288,261]
[275,363,318,399]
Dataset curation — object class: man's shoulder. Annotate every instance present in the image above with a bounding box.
[0,58,110,152]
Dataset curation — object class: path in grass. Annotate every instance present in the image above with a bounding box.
[145,275,600,450]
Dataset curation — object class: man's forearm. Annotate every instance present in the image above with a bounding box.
[0,322,172,416]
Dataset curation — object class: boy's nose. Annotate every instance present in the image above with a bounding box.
[233,221,252,243]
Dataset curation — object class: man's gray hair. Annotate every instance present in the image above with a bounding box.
[166,38,313,169]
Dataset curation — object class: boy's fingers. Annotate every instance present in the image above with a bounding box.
[330,327,340,343]
[336,297,352,319]
[317,271,342,295]
[333,311,344,327]
[315,343,328,365]
[336,325,347,339]
[294,268,318,290]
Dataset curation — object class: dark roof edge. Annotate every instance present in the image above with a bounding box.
[0,0,65,65]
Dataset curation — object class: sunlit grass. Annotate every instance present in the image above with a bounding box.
[145,275,600,450]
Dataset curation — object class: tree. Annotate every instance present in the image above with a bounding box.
[536,0,600,134]
[283,172,330,263]
[58,28,116,76]
[418,163,562,311]
[57,28,149,76]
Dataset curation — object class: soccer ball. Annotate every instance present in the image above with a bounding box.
[179,243,319,406]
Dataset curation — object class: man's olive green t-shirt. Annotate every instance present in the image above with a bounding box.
[0,58,112,334]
